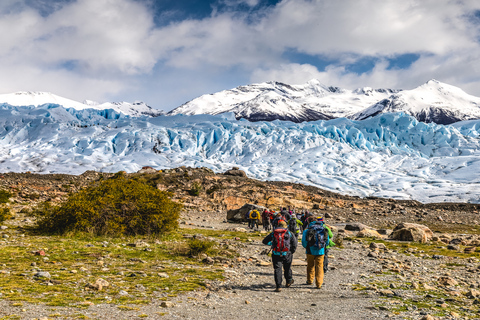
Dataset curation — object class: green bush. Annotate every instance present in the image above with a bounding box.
[31,174,183,236]
[0,189,12,204]
[188,182,202,196]
[187,238,215,256]
[0,207,10,223]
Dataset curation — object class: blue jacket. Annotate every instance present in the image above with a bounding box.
[302,221,329,256]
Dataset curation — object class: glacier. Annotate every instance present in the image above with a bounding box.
[1,103,480,203]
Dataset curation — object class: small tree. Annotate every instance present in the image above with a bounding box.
[32,174,182,236]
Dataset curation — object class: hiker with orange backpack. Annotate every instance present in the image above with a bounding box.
[262,220,297,292]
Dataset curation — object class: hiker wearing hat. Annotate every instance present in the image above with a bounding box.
[262,220,297,292]
[301,216,335,289]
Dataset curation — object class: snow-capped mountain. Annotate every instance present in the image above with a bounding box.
[352,80,480,124]
[0,91,164,118]
[169,80,399,122]
[169,79,480,124]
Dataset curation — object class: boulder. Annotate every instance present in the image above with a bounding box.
[356,229,383,239]
[226,203,265,222]
[345,222,369,231]
[224,168,247,177]
[389,223,433,243]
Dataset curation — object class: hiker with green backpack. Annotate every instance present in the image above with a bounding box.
[287,215,303,239]
[262,220,298,292]
[301,216,335,289]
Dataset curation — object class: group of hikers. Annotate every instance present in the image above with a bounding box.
[247,207,335,292]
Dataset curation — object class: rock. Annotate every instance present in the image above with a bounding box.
[160,301,175,308]
[356,229,383,239]
[378,289,395,297]
[226,203,265,222]
[377,229,391,235]
[447,245,460,251]
[118,290,129,296]
[467,289,480,298]
[464,247,476,253]
[127,241,150,248]
[34,272,51,279]
[438,276,458,286]
[0,226,7,230]
[224,168,247,177]
[389,223,433,243]
[257,261,271,267]
[34,250,46,256]
[344,223,369,231]
[158,272,169,278]
[202,257,215,265]
[87,278,110,291]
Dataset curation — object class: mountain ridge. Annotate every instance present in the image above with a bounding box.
[169,79,480,124]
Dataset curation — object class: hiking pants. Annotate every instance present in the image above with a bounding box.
[272,253,293,288]
[263,219,270,231]
[306,254,324,288]
[323,248,329,273]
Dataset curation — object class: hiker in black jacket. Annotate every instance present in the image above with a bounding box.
[262,220,298,292]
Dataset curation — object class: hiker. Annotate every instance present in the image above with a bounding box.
[248,209,260,229]
[288,214,303,239]
[262,220,297,292]
[302,212,313,231]
[262,209,271,231]
[280,207,291,221]
[301,216,334,289]
[272,212,285,229]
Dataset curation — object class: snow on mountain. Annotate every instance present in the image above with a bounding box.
[352,80,480,124]
[169,79,480,125]
[1,103,480,204]
[0,91,164,117]
[169,80,398,122]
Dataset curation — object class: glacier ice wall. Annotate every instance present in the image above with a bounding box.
[1,104,480,203]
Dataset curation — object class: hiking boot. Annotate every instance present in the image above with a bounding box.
[305,281,313,285]
[286,279,294,288]
[274,287,282,292]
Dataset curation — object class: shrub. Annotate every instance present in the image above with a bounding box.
[0,189,12,204]
[0,207,10,223]
[188,182,202,196]
[31,174,183,236]
[187,238,215,256]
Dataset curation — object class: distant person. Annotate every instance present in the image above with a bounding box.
[288,214,303,239]
[262,209,271,231]
[248,209,260,230]
[272,212,285,229]
[262,220,297,292]
[301,216,334,289]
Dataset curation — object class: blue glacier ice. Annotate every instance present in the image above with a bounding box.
[1,105,480,203]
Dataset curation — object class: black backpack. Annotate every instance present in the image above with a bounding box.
[288,218,298,233]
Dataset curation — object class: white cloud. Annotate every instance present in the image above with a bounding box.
[260,0,480,57]
[2,0,480,108]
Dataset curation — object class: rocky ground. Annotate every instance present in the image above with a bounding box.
[0,169,479,319]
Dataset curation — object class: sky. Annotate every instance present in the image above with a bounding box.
[2,0,480,111]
